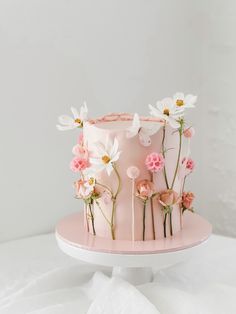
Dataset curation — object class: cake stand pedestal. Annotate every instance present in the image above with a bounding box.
[56,212,212,285]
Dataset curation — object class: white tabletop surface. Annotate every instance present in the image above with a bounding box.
[0,233,235,314]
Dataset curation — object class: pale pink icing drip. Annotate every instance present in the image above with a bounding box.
[88,112,163,125]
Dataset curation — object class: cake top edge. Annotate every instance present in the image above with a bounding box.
[56,92,197,132]
[86,113,163,131]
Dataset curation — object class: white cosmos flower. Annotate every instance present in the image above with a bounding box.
[56,102,88,131]
[83,169,96,191]
[149,97,183,129]
[173,92,197,109]
[90,137,121,176]
[84,177,96,195]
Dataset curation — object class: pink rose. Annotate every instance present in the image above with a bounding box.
[136,180,155,200]
[182,192,195,209]
[183,127,195,138]
[70,156,89,172]
[159,189,180,206]
[182,157,195,171]
[145,152,165,173]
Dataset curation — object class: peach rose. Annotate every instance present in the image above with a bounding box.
[159,189,180,206]
[136,180,155,200]
[182,192,195,209]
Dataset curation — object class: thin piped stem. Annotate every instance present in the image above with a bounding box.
[88,203,96,235]
[142,200,147,241]
[171,126,183,190]
[96,182,113,196]
[163,213,167,238]
[110,164,122,240]
[150,172,156,240]
[169,211,173,236]
[95,200,111,227]
[162,125,170,189]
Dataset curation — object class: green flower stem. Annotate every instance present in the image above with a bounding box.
[110,164,122,240]
[150,172,156,240]
[111,202,116,240]
[171,125,183,190]
[143,200,147,241]
[113,164,122,198]
[96,182,113,196]
[95,200,111,227]
[169,211,173,236]
[88,203,96,235]
[162,125,170,189]
[85,203,89,232]
[163,213,167,238]
[182,175,187,194]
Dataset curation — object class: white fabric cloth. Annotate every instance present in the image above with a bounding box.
[0,233,235,314]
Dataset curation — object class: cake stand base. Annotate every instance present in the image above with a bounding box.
[112,267,153,285]
[56,211,212,285]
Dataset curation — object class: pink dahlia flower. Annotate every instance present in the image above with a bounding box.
[145,152,165,173]
[182,157,195,171]
[70,156,89,172]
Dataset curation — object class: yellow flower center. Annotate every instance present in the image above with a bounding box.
[102,155,111,164]
[176,99,184,107]
[75,118,82,125]
[88,178,95,185]
[163,108,170,116]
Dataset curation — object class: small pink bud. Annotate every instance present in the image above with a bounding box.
[183,127,195,138]
[182,157,195,171]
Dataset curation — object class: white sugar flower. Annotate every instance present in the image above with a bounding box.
[90,137,121,176]
[84,176,96,193]
[173,92,197,109]
[149,98,183,129]
[126,113,161,147]
[56,102,88,131]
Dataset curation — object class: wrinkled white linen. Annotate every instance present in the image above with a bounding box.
[0,233,235,314]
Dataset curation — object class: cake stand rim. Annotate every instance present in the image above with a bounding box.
[55,211,212,256]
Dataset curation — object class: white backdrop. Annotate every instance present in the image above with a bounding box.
[0,0,235,242]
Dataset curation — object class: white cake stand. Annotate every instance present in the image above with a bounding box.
[56,211,212,285]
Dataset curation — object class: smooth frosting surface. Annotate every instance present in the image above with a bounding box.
[84,118,182,241]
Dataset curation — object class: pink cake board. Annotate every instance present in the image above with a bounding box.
[56,211,212,284]
[56,211,212,254]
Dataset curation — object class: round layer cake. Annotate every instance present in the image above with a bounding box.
[83,114,183,241]
[57,94,197,242]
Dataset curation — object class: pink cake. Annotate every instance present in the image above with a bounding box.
[57,93,197,241]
